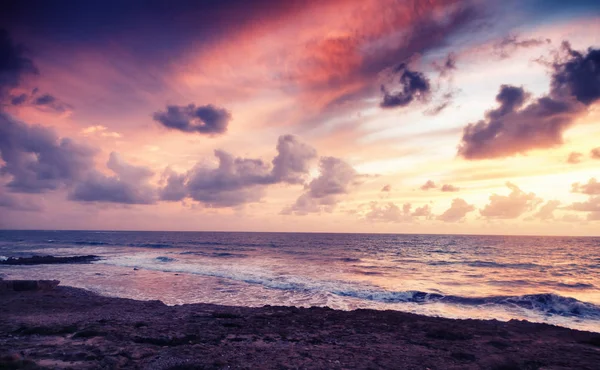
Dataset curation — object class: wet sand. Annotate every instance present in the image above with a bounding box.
[1,284,600,369]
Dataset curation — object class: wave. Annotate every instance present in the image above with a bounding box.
[179,251,248,258]
[155,256,175,262]
[427,260,541,269]
[332,290,600,318]
[99,256,600,319]
[73,241,110,246]
[128,243,174,249]
[339,257,361,262]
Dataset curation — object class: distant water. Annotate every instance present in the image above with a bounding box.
[1,230,599,332]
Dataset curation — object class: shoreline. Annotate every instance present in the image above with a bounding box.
[1,284,600,369]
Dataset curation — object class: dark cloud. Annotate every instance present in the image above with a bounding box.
[380,64,431,109]
[567,152,584,164]
[0,29,38,100]
[479,182,542,219]
[69,153,156,205]
[457,85,581,159]
[458,45,600,160]
[0,112,95,193]
[159,168,188,202]
[591,147,600,159]
[532,200,561,221]
[160,135,316,207]
[10,93,27,105]
[494,34,551,59]
[0,1,314,69]
[551,43,600,105]
[33,94,56,105]
[571,178,600,195]
[441,184,460,192]
[282,157,359,215]
[33,92,71,113]
[153,104,231,135]
[184,150,272,207]
[437,198,475,222]
[381,184,391,192]
[271,135,317,184]
[8,89,71,113]
[420,180,436,191]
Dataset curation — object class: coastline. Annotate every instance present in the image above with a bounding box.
[1,284,599,369]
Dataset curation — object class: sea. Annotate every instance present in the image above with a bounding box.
[1,230,599,332]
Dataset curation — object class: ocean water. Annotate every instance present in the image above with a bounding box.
[1,230,599,332]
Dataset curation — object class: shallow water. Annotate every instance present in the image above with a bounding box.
[1,230,599,332]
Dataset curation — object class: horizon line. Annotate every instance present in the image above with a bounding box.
[0,228,598,238]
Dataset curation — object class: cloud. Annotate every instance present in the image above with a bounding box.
[381,184,391,192]
[441,184,460,192]
[81,125,122,138]
[380,63,431,109]
[561,213,584,223]
[437,198,475,222]
[363,202,431,223]
[433,53,457,78]
[494,34,551,59]
[364,202,412,223]
[33,94,55,105]
[271,135,317,184]
[591,148,600,159]
[7,88,70,113]
[420,180,437,191]
[69,152,156,205]
[160,135,316,208]
[183,150,272,207]
[0,29,38,99]
[567,196,600,221]
[0,112,96,193]
[458,45,600,160]
[0,189,42,211]
[283,157,359,215]
[567,152,583,164]
[153,104,231,135]
[568,178,600,221]
[479,182,542,219]
[571,178,600,195]
[412,204,432,217]
[552,43,600,105]
[10,93,27,105]
[532,200,561,221]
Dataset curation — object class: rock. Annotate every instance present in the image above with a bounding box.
[0,255,100,265]
[0,280,60,292]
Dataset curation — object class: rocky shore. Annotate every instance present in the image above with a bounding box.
[1,283,600,370]
[0,255,100,265]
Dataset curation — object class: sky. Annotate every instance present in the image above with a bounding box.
[0,0,599,235]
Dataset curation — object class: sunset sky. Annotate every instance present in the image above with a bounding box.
[1,0,599,235]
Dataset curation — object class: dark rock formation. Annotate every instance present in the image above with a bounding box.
[1,286,600,369]
[0,255,100,265]
[0,280,60,292]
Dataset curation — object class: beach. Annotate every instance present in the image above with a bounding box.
[1,283,600,370]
